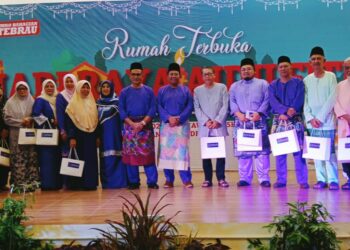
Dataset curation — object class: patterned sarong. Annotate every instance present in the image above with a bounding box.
[158,122,190,170]
[122,117,155,166]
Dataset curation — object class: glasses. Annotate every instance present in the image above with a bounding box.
[131,73,142,77]
[203,73,214,77]
[17,87,28,91]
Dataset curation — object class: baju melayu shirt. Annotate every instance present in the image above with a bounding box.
[303,71,337,130]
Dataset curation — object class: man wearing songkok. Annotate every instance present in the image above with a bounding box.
[194,66,229,188]
[334,57,350,190]
[119,62,158,190]
[304,46,339,190]
[229,58,271,187]
[269,56,309,189]
[157,63,194,188]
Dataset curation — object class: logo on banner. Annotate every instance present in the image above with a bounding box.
[0,20,40,38]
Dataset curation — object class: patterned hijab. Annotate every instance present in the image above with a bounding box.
[66,80,98,132]
[96,80,119,124]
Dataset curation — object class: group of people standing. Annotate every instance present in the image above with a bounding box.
[0,46,349,192]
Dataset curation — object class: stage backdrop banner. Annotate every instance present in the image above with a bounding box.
[0,1,348,169]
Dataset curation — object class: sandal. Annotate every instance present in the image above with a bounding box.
[201,180,212,188]
[218,180,229,188]
[341,182,350,190]
[184,181,194,188]
[163,182,174,188]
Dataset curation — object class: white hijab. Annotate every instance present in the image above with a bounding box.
[66,80,98,133]
[39,79,58,116]
[61,74,77,102]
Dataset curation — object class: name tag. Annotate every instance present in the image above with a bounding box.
[68,162,80,169]
[309,143,320,149]
[25,132,35,137]
[277,137,289,144]
[243,132,255,138]
[345,143,350,149]
[41,133,53,138]
[207,142,219,148]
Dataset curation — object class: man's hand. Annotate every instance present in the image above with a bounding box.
[251,112,261,122]
[236,112,249,122]
[279,114,289,121]
[310,118,322,128]
[341,114,350,124]
[287,108,296,117]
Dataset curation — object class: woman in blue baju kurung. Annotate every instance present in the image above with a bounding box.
[56,74,77,158]
[97,80,127,189]
[65,80,99,190]
[32,79,62,190]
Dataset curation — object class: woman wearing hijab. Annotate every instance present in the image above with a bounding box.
[56,74,77,158]
[0,86,9,191]
[65,80,99,190]
[97,80,127,189]
[32,79,62,190]
[4,81,39,191]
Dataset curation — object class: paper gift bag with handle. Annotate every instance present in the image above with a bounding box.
[60,148,85,177]
[0,139,10,167]
[269,121,300,156]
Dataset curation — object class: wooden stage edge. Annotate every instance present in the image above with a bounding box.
[1,170,350,249]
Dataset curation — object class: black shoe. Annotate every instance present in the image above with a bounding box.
[128,183,140,190]
[260,181,271,188]
[148,183,159,189]
[237,180,250,187]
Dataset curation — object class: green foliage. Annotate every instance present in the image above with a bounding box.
[0,197,41,250]
[92,192,180,250]
[248,202,340,250]
[0,182,54,250]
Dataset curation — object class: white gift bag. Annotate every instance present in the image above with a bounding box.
[337,137,350,163]
[0,140,10,167]
[237,122,262,151]
[60,148,85,177]
[237,123,262,147]
[36,122,59,146]
[302,135,331,161]
[200,136,226,159]
[18,128,36,145]
[269,129,300,156]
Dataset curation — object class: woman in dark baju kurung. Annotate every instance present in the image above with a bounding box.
[97,80,127,189]
[32,79,62,190]
[65,80,99,190]
[56,74,77,158]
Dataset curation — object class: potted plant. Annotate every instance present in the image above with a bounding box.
[248,202,340,250]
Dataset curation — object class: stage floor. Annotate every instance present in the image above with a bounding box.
[0,170,349,225]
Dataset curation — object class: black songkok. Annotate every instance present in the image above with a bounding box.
[168,63,181,73]
[240,58,255,68]
[277,56,291,65]
[310,46,325,57]
[130,62,143,70]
